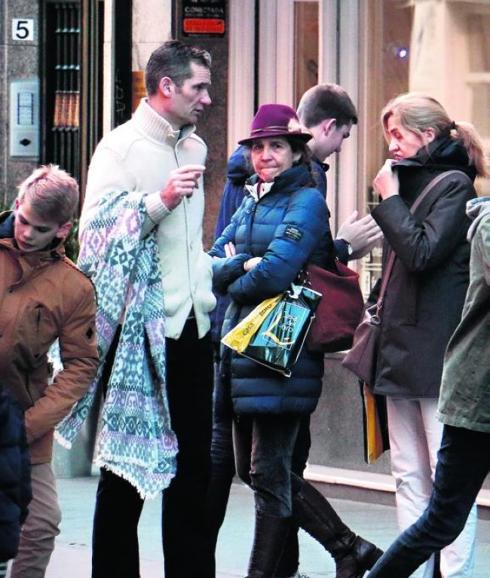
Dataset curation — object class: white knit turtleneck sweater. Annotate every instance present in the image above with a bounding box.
[81,99,216,339]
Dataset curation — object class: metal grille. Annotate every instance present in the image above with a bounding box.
[45,2,81,180]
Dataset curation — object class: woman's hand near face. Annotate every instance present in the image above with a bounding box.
[373,159,400,201]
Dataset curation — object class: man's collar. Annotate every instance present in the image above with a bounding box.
[312,155,329,173]
[134,98,196,143]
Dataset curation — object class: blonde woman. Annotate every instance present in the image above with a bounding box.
[368,92,489,578]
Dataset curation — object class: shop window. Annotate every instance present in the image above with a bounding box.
[467,12,490,141]
[359,1,413,294]
[360,0,490,293]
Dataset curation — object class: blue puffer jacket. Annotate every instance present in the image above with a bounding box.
[0,388,31,562]
[210,164,332,415]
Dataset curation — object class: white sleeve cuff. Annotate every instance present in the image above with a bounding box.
[145,191,172,223]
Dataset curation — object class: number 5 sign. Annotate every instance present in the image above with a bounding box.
[12,19,35,41]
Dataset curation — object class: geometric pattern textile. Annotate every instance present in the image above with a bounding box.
[56,190,177,498]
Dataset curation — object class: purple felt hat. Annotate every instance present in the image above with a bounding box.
[238,104,312,145]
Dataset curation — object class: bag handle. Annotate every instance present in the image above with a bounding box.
[375,170,468,317]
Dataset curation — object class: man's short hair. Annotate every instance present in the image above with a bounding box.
[17,164,79,224]
[297,83,358,129]
[145,40,212,96]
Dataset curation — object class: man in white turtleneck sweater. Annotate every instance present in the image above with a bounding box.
[81,41,216,578]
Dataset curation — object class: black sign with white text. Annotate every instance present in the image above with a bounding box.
[182,0,226,37]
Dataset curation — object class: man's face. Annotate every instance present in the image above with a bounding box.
[165,63,212,128]
[311,120,353,161]
[14,199,70,253]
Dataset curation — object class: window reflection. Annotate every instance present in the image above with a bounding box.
[361,0,490,294]
[467,13,490,139]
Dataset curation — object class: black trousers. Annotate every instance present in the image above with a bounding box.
[92,319,214,578]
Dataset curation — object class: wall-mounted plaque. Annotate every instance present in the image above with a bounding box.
[182,0,226,37]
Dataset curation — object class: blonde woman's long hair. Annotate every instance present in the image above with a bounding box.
[381,92,490,178]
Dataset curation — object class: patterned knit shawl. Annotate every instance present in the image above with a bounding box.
[56,191,178,498]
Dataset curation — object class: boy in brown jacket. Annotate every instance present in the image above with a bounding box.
[0,165,98,577]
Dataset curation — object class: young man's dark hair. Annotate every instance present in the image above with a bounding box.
[297,83,358,128]
[145,39,212,95]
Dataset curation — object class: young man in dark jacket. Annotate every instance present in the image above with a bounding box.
[0,165,98,577]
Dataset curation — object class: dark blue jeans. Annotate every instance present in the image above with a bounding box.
[205,357,311,572]
[207,358,311,511]
[234,414,302,517]
[368,425,490,578]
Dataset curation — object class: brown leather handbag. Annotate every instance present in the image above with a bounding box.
[304,260,364,353]
[342,251,395,384]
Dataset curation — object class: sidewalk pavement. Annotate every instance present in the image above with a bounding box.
[45,476,490,578]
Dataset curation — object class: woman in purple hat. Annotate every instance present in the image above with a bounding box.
[210,104,382,578]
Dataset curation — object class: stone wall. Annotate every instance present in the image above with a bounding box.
[0,0,39,207]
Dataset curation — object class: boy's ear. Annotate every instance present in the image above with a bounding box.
[323,118,337,136]
[14,198,20,210]
[56,221,72,240]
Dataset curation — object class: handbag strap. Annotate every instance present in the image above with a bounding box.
[375,170,467,315]
[410,170,468,213]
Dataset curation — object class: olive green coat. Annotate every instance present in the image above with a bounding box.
[437,197,490,432]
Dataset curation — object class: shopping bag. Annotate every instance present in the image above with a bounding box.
[222,284,321,377]
[220,294,283,353]
[360,383,389,464]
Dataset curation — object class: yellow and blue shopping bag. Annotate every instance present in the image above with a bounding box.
[222,284,321,377]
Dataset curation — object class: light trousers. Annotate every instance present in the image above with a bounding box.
[9,462,61,578]
[387,397,477,578]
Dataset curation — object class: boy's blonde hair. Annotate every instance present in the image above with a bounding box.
[17,164,79,224]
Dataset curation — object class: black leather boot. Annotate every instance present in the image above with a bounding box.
[246,513,292,578]
[291,477,382,578]
[273,518,300,578]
